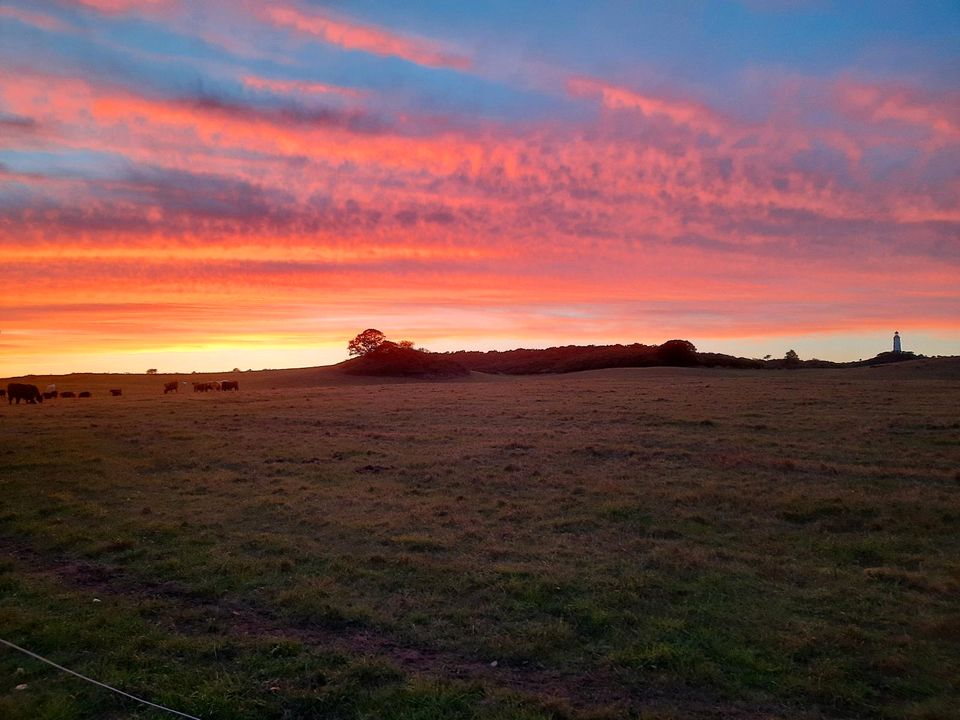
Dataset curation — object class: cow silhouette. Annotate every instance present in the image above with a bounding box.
[7,383,43,405]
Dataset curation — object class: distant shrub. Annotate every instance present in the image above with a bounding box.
[341,344,468,378]
[658,339,699,366]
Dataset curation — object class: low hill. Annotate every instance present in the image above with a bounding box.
[857,355,960,381]
[338,345,469,378]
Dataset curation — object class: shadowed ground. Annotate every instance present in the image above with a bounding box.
[1,361,958,719]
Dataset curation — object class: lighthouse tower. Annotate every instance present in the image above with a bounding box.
[893,331,902,353]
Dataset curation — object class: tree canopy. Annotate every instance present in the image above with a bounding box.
[657,339,699,366]
[347,329,387,357]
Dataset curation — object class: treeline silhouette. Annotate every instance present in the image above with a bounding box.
[337,329,927,378]
[444,340,756,374]
[443,342,924,375]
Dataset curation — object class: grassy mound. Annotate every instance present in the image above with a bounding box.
[339,345,469,378]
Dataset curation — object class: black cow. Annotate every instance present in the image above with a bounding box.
[163,381,178,394]
[60,391,76,398]
[221,381,239,391]
[78,391,92,398]
[110,389,122,396]
[7,383,43,405]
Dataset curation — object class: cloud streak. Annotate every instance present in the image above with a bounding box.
[0,5,69,32]
[68,0,175,15]
[242,75,367,99]
[262,4,471,71]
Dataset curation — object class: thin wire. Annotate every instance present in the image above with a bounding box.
[0,637,201,720]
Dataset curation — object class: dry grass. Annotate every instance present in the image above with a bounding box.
[1,362,958,719]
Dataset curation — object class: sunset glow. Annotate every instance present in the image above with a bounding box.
[1,1,958,374]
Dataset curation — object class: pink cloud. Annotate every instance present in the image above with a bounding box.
[0,5,69,32]
[241,75,367,99]
[566,76,727,135]
[2,65,957,374]
[4,69,954,250]
[262,4,471,70]
[835,78,960,141]
[70,0,175,14]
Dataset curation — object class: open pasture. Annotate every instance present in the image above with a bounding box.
[1,363,959,719]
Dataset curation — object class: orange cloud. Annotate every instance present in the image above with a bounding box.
[262,4,471,70]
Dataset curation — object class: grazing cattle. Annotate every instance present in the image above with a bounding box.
[110,389,122,396]
[0,389,5,399]
[78,391,92,398]
[7,383,43,405]
[163,381,178,394]
[42,391,57,400]
[221,381,239,391]
[210,381,222,391]
[60,391,76,398]
[193,382,205,392]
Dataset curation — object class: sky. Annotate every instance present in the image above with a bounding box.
[1,0,958,375]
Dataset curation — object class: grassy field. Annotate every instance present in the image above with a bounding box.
[1,362,958,719]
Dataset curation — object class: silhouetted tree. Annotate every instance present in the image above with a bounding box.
[398,340,415,350]
[784,349,800,367]
[658,339,698,366]
[146,368,158,375]
[348,329,387,357]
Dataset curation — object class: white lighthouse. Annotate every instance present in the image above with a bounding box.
[893,331,902,353]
